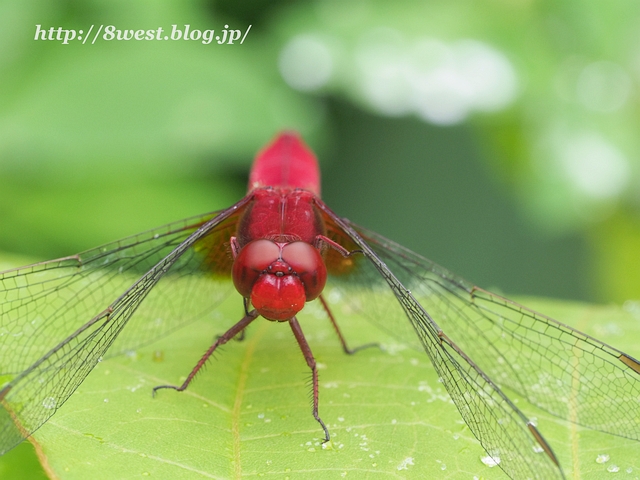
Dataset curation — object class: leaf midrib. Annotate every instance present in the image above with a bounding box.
[232,321,267,479]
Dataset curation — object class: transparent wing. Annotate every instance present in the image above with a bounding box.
[317,200,640,479]
[0,198,250,455]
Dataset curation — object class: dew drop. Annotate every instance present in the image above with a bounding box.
[397,457,414,470]
[481,455,501,467]
[42,397,57,409]
[596,454,610,464]
[607,465,620,473]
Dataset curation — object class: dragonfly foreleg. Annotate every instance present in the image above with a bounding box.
[152,310,260,395]
[288,316,330,443]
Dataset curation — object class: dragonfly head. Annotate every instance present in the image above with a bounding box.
[232,239,327,321]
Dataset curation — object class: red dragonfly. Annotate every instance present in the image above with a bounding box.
[0,133,639,479]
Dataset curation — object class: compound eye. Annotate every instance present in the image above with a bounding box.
[232,239,280,297]
[281,242,327,301]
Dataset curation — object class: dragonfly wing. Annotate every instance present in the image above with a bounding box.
[316,200,565,479]
[0,198,250,455]
[108,208,244,356]
[353,225,640,441]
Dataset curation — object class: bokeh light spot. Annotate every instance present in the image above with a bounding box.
[576,61,632,113]
[354,32,518,125]
[559,133,630,199]
[279,34,334,92]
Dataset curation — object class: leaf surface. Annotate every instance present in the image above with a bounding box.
[21,297,640,479]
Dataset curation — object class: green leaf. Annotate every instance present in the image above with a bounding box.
[6,297,640,479]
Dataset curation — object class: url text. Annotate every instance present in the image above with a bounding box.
[34,24,252,45]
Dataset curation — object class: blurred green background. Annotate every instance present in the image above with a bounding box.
[2,0,640,304]
[1,0,640,477]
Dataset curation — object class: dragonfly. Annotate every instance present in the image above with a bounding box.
[0,132,639,479]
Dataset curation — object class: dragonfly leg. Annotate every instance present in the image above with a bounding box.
[314,235,362,257]
[234,328,247,342]
[153,310,259,395]
[288,316,330,443]
[319,295,379,355]
[230,298,253,342]
[243,296,251,316]
[229,236,241,258]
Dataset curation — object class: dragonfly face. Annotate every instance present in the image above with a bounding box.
[231,237,327,321]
